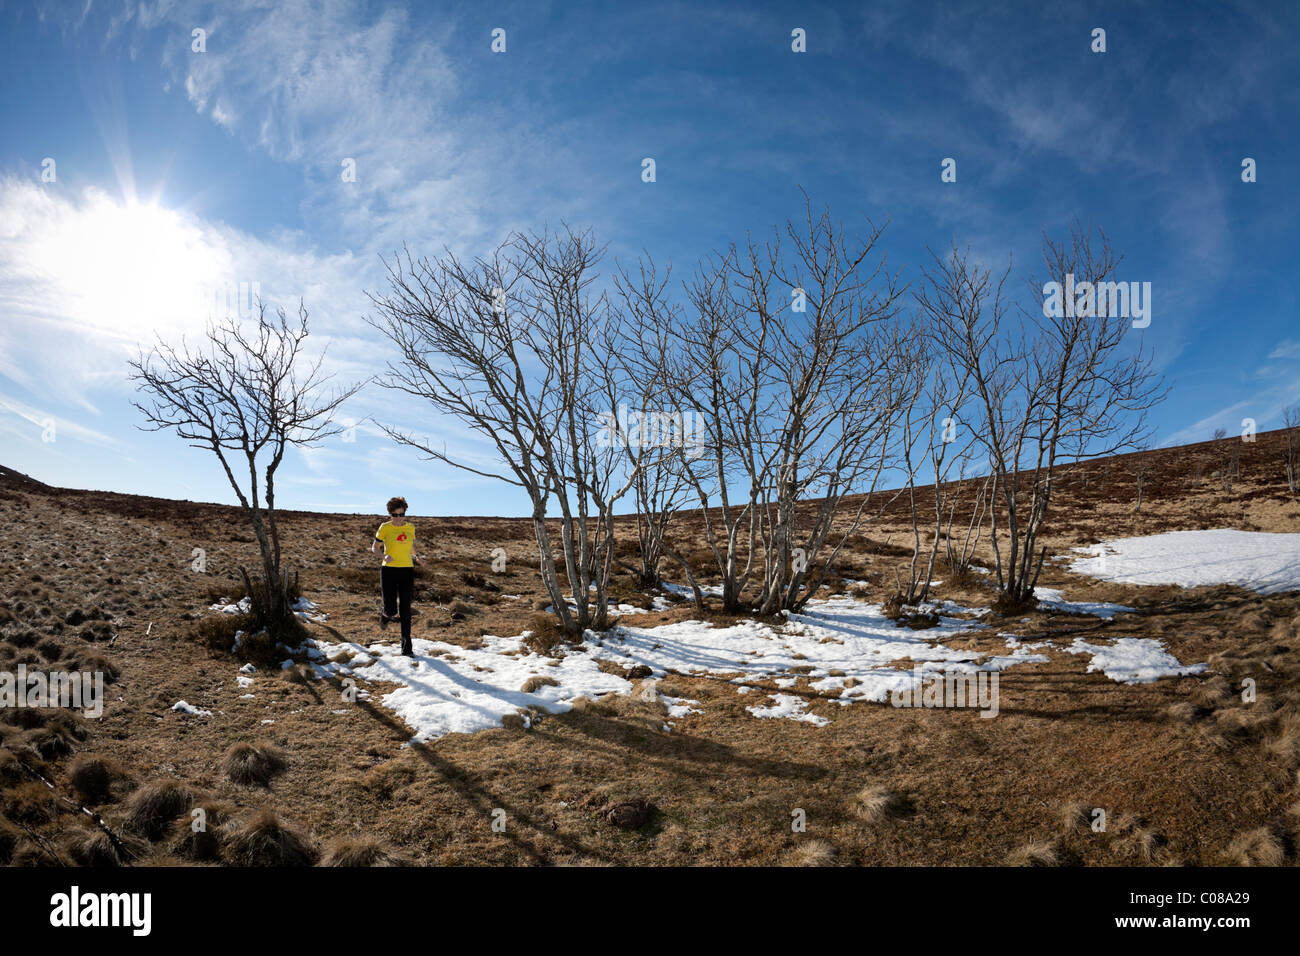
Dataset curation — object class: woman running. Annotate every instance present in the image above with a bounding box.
[371,496,422,657]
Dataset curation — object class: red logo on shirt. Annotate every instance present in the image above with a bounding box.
[396,533,407,542]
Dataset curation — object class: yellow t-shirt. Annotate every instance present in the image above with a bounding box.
[376,521,415,568]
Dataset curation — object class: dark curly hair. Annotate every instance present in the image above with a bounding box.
[386,496,409,515]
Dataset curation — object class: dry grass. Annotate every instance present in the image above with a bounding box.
[783,839,837,867]
[0,781,57,826]
[122,780,196,841]
[220,741,287,787]
[850,785,912,824]
[319,834,408,866]
[0,815,18,864]
[3,428,1300,865]
[61,824,143,867]
[1006,839,1060,867]
[520,675,559,694]
[66,755,130,805]
[221,809,318,866]
[1223,828,1285,867]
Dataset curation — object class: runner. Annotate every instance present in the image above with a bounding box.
[371,496,422,657]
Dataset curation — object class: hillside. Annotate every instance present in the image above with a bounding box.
[1,428,1299,866]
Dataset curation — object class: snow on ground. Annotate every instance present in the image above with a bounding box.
[171,700,212,717]
[1070,529,1300,595]
[1033,587,1135,619]
[661,694,702,718]
[304,633,631,743]
[211,597,251,614]
[747,693,830,726]
[299,596,1057,742]
[600,598,1036,707]
[285,583,1204,742]
[1063,638,1207,684]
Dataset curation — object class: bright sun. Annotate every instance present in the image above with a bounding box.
[32,193,227,340]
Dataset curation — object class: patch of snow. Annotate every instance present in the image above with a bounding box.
[298,586,1167,743]
[210,597,251,615]
[1064,637,1206,684]
[746,693,830,726]
[171,700,212,717]
[304,633,631,743]
[1034,587,1134,619]
[660,694,702,718]
[661,581,724,599]
[236,675,254,688]
[1070,530,1300,595]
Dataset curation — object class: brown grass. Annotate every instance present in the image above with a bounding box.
[221,809,318,866]
[783,839,837,867]
[319,834,408,866]
[1006,839,1061,867]
[219,741,287,787]
[4,427,1300,865]
[122,780,196,841]
[66,755,130,805]
[1223,827,1285,866]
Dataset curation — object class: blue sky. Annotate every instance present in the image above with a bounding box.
[0,0,1297,516]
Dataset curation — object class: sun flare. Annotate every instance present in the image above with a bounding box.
[29,192,228,340]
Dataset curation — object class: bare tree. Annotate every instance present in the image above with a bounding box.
[1125,442,1154,513]
[129,302,359,635]
[367,226,637,636]
[607,258,708,603]
[1210,426,1235,491]
[626,437,692,587]
[942,464,991,581]
[893,323,976,608]
[922,227,1165,613]
[1283,406,1300,495]
[618,197,907,614]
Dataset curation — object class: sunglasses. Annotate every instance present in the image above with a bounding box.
[389,511,406,517]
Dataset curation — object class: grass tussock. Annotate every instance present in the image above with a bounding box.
[220,741,287,787]
[520,675,559,693]
[522,613,569,656]
[221,809,318,866]
[1005,839,1060,867]
[66,755,130,805]
[851,785,913,823]
[122,779,196,841]
[168,801,235,863]
[319,834,408,867]
[1,781,57,826]
[0,815,18,864]
[61,824,143,867]
[783,839,837,867]
[1056,801,1093,833]
[361,758,419,799]
[1223,827,1285,866]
